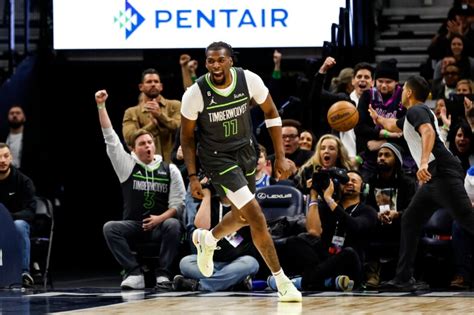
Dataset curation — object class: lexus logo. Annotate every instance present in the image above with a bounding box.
[257,192,292,199]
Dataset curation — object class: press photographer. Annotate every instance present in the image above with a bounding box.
[273,170,378,291]
[311,166,349,201]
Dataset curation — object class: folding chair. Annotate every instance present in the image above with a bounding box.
[30,196,54,290]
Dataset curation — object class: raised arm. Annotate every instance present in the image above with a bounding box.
[95,90,112,129]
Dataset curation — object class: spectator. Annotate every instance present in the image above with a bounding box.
[298,129,316,151]
[308,57,353,138]
[122,68,181,163]
[0,142,36,287]
[330,67,354,95]
[447,120,474,171]
[365,143,417,288]
[174,180,259,292]
[297,134,352,194]
[446,34,474,79]
[433,63,461,100]
[356,58,416,180]
[4,106,26,168]
[433,56,457,84]
[268,119,313,179]
[311,58,375,164]
[95,90,186,290]
[256,144,274,189]
[269,171,377,291]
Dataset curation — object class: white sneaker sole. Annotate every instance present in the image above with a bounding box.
[192,229,214,277]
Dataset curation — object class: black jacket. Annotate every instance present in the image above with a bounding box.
[0,166,36,223]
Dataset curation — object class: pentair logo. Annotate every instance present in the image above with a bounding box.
[114,0,145,39]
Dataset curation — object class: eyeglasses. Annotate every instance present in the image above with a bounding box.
[282,134,298,140]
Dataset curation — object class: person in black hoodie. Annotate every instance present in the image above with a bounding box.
[0,142,36,287]
[365,143,417,288]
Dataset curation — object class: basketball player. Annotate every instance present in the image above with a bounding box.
[369,75,474,291]
[180,41,301,302]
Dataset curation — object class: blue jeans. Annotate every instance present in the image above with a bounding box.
[103,218,182,277]
[14,220,31,273]
[179,254,259,291]
[184,185,200,253]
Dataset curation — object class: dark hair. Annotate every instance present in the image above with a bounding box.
[140,68,160,83]
[205,41,234,58]
[353,62,374,78]
[405,75,430,102]
[131,129,154,148]
[282,119,302,134]
[347,169,364,183]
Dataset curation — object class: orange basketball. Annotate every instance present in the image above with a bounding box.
[327,100,359,132]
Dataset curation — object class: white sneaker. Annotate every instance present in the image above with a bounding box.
[192,229,217,277]
[156,276,170,284]
[277,280,302,303]
[121,274,145,290]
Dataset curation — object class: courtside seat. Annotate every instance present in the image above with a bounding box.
[255,185,305,222]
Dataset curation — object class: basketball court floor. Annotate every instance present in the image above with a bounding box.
[1,271,473,314]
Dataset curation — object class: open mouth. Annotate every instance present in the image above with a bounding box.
[323,155,331,162]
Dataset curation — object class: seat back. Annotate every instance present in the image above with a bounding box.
[422,208,453,240]
[255,185,305,222]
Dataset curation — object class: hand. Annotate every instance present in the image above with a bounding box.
[378,210,392,225]
[180,54,191,67]
[367,140,386,151]
[176,146,184,160]
[142,215,163,231]
[464,96,473,112]
[319,57,336,74]
[190,177,204,199]
[416,162,431,183]
[187,59,198,74]
[144,99,162,118]
[323,179,335,201]
[368,104,379,125]
[439,106,451,127]
[274,157,292,180]
[95,90,108,104]
[273,49,282,70]
[447,18,463,36]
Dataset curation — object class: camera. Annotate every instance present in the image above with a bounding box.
[311,167,349,200]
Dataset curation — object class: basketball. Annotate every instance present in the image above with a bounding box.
[327,100,359,132]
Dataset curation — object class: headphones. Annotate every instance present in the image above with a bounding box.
[347,170,369,197]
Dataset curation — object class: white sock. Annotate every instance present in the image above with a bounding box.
[204,229,219,246]
[273,269,290,288]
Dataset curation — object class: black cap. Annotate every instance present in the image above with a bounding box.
[375,58,399,81]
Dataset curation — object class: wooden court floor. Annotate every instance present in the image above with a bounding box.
[48,291,474,314]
